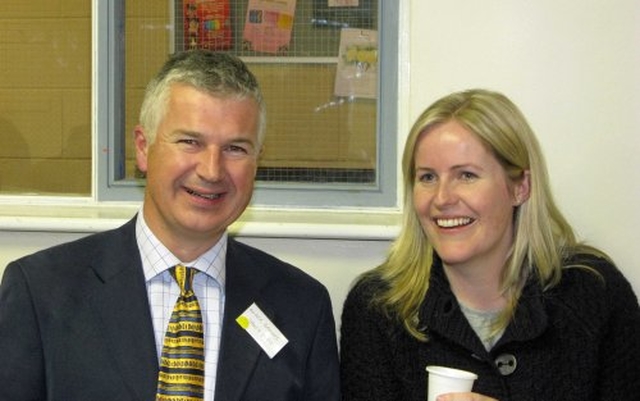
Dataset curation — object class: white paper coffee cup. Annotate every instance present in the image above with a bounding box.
[426,365,478,401]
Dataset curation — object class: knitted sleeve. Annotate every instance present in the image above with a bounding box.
[589,257,640,397]
[339,278,405,401]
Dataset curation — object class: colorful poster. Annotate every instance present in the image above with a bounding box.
[334,28,378,99]
[242,0,297,55]
[183,0,232,50]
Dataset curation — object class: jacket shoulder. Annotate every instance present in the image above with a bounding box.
[226,237,331,299]
[6,218,137,276]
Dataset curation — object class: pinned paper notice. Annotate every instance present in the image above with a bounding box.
[236,303,289,358]
[334,28,378,99]
[242,0,297,54]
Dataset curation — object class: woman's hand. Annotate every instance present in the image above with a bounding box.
[436,392,499,401]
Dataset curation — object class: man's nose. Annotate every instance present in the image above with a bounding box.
[196,148,224,182]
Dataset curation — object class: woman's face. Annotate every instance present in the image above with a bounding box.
[413,120,529,272]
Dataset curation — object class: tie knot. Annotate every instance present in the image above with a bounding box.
[171,265,196,295]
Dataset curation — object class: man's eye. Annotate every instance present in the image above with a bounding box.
[226,144,249,154]
[177,139,198,146]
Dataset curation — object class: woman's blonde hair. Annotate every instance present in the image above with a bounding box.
[369,88,605,340]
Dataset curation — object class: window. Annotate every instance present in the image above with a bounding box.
[99,0,399,208]
[0,1,398,209]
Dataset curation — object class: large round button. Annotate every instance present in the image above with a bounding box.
[495,353,517,376]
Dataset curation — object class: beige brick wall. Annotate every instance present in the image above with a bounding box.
[0,1,91,195]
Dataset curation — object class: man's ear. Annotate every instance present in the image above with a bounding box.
[514,170,531,206]
[134,125,149,173]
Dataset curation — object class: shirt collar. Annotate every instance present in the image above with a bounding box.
[135,208,226,290]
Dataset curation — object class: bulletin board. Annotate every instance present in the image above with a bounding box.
[174,0,376,57]
[172,0,379,184]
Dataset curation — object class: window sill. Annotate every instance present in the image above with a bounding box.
[0,200,401,241]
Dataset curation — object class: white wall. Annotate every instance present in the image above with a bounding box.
[403,0,640,294]
[0,0,639,327]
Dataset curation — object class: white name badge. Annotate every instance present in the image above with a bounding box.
[236,303,289,359]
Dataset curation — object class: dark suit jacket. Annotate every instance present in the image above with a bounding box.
[0,217,341,401]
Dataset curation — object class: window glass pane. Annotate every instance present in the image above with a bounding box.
[0,0,91,195]
[124,0,173,181]
[123,0,380,187]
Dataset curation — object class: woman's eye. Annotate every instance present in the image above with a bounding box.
[461,171,477,180]
[418,172,436,182]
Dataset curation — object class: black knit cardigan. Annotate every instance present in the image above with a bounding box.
[339,254,640,401]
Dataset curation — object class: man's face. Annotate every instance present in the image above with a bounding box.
[135,83,260,257]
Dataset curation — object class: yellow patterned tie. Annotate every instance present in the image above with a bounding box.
[156,265,205,401]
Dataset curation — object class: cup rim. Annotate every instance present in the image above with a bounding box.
[426,365,478,380]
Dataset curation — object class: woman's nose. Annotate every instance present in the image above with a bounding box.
[434,181,457,206]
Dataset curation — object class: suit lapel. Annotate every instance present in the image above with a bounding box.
[88,218,159,401]
[215,238,269,401]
